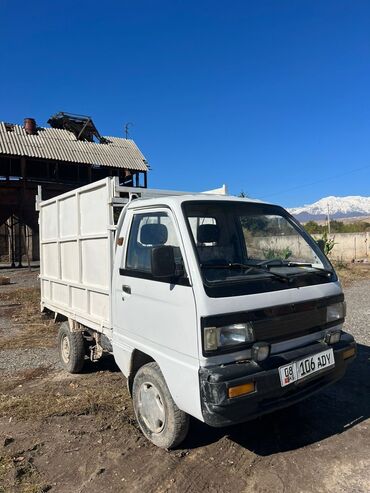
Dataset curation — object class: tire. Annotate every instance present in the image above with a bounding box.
[58,321,86,373]
[132,362,189,449]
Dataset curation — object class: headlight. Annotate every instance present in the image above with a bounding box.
[204,323,254,352]
[326,302,346,322]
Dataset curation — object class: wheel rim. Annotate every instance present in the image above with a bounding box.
[138,382,166,434]
[60,334,71,364]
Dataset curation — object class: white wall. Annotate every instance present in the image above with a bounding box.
[312,232,369,261]
[252,232,369,261]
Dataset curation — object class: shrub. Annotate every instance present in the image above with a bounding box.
[320,232,336,256]
[263,247,292,260]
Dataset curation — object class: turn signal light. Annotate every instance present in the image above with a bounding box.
[228,382,255,399]
[343,347,356,360]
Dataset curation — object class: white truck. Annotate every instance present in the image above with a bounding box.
[37,177,356,448]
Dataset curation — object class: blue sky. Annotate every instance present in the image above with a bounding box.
[1,0,370,207]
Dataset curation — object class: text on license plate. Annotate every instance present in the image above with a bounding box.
[279,348,335,387]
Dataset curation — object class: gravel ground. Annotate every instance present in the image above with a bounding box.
[0,266,40,291]
[0,267,60,374]
[344,279,370,345]
[0,347,60,371]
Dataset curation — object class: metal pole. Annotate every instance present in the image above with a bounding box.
[17,218,23,268]
[10,215,15,268]
[24,223,31,271]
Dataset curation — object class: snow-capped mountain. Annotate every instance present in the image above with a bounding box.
[288,196,370,222]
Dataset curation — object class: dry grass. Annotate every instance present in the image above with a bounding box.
[0,454,46,493]
[0,455,13,493]
[0,368,50,393]
[0,287,55,350]
[0,282,133,429]
[333,261,370,287]
[0,370,129,422]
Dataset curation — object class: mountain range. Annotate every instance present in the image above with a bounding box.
[288,196,370,222]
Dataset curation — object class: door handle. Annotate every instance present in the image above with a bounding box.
[122,285,131,294]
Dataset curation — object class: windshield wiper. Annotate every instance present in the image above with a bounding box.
[286,263,333,277]
[200,262,291,282]
[258,259,333,278]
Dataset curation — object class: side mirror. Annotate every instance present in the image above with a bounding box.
[317,239,325,253]
[151,245,176,278]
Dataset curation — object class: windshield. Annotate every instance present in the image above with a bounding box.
[183,201,334,293]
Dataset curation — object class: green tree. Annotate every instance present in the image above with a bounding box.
[304,219,370,234]
[304,221,323,234]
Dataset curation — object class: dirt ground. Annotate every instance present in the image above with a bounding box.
[0,266,370,493]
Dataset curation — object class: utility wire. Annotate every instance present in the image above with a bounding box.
[260,163,370,200]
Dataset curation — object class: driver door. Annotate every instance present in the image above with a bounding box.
[113,207,198,366]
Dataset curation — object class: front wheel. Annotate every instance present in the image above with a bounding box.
[58,322,85,373]
[132,362,189,449]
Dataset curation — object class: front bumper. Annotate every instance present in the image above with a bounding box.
[199,332,356,427]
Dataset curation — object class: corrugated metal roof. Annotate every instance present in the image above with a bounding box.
[0,123,148,171]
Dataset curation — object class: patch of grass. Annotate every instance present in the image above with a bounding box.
[0,323,56,350]
[0,371,129,421]
[333,261,370,286]
[0,287,56,350]
[0,455,45,493]
[1,286,40,305]
[0,368,50,393]
[0,455,13,493]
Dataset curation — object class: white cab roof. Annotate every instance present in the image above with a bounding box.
[126,193,275,210]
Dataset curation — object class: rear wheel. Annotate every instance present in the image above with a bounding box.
[132,362,189,449]
[58,322,85,373]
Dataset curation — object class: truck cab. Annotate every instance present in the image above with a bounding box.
[111,194,356,447]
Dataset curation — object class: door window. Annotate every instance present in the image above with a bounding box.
[125,212,186,279]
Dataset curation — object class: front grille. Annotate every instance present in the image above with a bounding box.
[252,295,344,343]
[253,306,327,343]
[202,294,344,347]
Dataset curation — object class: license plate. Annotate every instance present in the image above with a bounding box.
[279,349,335,387]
